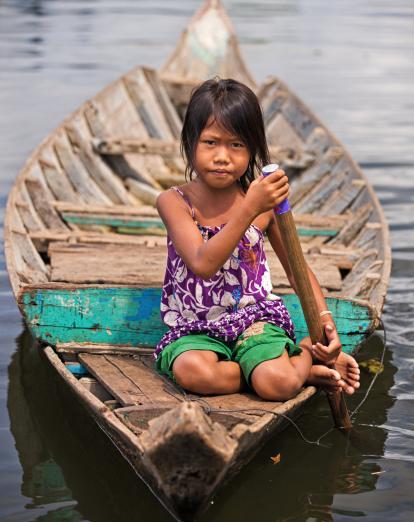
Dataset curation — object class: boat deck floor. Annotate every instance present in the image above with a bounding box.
[77,352,297,433]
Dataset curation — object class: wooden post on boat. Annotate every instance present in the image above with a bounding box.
[263,164,352,430]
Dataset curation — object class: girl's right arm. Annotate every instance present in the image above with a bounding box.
[156,170,289,279]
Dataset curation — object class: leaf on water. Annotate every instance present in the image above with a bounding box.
[359,358,384,375]
[270,453,281,464]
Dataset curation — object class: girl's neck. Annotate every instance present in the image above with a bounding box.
[187,177,244,224]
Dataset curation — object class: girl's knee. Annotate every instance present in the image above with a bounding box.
[251,365,302,401]
[172,352,216,390]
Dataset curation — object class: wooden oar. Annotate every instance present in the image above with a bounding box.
[263,164,352,429]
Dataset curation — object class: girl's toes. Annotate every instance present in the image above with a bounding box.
[331,369,341,382]
[344,384,355,395]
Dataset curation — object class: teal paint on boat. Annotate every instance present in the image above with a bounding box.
[296,228,338,237]
[21,288,374,355]
[64,363,89,376]
[61,215,336,237]
[62,215,165,229]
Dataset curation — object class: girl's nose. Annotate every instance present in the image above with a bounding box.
[213,145,230,163]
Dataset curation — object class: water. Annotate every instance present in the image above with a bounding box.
[1,1,413,520]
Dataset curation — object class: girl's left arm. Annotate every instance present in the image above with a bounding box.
[266,215,342,364]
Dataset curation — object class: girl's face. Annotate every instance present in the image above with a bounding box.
[193,118,250,189]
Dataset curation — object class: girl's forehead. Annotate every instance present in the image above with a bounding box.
[201,118,239,139]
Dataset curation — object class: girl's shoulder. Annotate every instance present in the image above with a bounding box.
[156,184,195,221]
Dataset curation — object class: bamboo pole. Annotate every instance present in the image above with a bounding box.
[263,164,352,429]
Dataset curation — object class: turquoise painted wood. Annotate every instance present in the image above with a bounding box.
[21,288,375,355]
[64,363,89,376]
[62,215,337,237]
[296,228,338,237]
[62,215,165,229]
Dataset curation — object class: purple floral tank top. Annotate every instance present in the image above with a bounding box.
[154,187,295,358]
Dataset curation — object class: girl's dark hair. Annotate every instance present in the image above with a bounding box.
[181,78,270,192]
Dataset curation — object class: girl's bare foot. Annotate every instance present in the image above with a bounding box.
[307,352,360,395]
[307,364,343,392]
[334,351,360,394]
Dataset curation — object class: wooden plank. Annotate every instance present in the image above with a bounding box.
[49,242,167,285]
[330,203,373,246]
[319,179,366,216]
[19,286,375,352]
[79,353,178,406]
[352,222,382,249]
[47,239,341,289]
[267,252,342,291]
[125,178,161,206]
[304,126,334,156]
[39,157,80,203]
[290,147,343,207]
[84,100,160,189]
[53,201,158,216]
[24,164,69,230]
[12,230,49,280]
[57,211,164,231]
[66,114,137,206]
[8,205,49,283]
[141,67,182,139]
[78,377,113,402]
[262,91,288,127]
[152,172,186,189]
[79,353,152,405]
[87,81,167,190]
[281,96,317,141]
[54,133,111,204]
[56,343,154,355]
[92,137,180,157]
[15,183,45,232]
[266,113,303,150]
[293,170,348,215]
[29,229,167,249]
[123,68,175,140]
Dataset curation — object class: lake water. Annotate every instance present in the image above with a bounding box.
[1,1,413,521]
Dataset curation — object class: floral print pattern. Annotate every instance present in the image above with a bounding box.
[154,220,295,359]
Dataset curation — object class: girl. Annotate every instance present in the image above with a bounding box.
[155,78,360,401]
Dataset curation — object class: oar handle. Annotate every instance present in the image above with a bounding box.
[262,164,352,430]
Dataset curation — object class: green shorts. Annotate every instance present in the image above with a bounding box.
[156,322,302,386]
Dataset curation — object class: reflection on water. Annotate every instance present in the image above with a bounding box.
[8,328,171,522]
[7,328,398,521]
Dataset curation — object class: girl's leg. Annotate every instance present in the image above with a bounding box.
[172,350,246,395]
[250,347,313,401]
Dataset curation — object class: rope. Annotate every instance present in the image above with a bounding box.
[350,316,387,420]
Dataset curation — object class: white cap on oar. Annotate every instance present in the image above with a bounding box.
[262,163,279,175]
[261,163,291,215]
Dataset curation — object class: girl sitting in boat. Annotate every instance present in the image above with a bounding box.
[154,78,360,400]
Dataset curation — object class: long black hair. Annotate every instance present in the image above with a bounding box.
[181,78,270,192]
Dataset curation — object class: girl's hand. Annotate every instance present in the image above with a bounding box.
[244,169,289,216]
[311,323,342,365]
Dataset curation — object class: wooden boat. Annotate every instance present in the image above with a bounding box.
[4,0,391,519]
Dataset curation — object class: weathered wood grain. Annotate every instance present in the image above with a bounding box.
[66,114,137,205]
[79,353,179,406]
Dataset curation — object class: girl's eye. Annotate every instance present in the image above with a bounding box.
[232,142,244,148]
[202,139,215,145]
